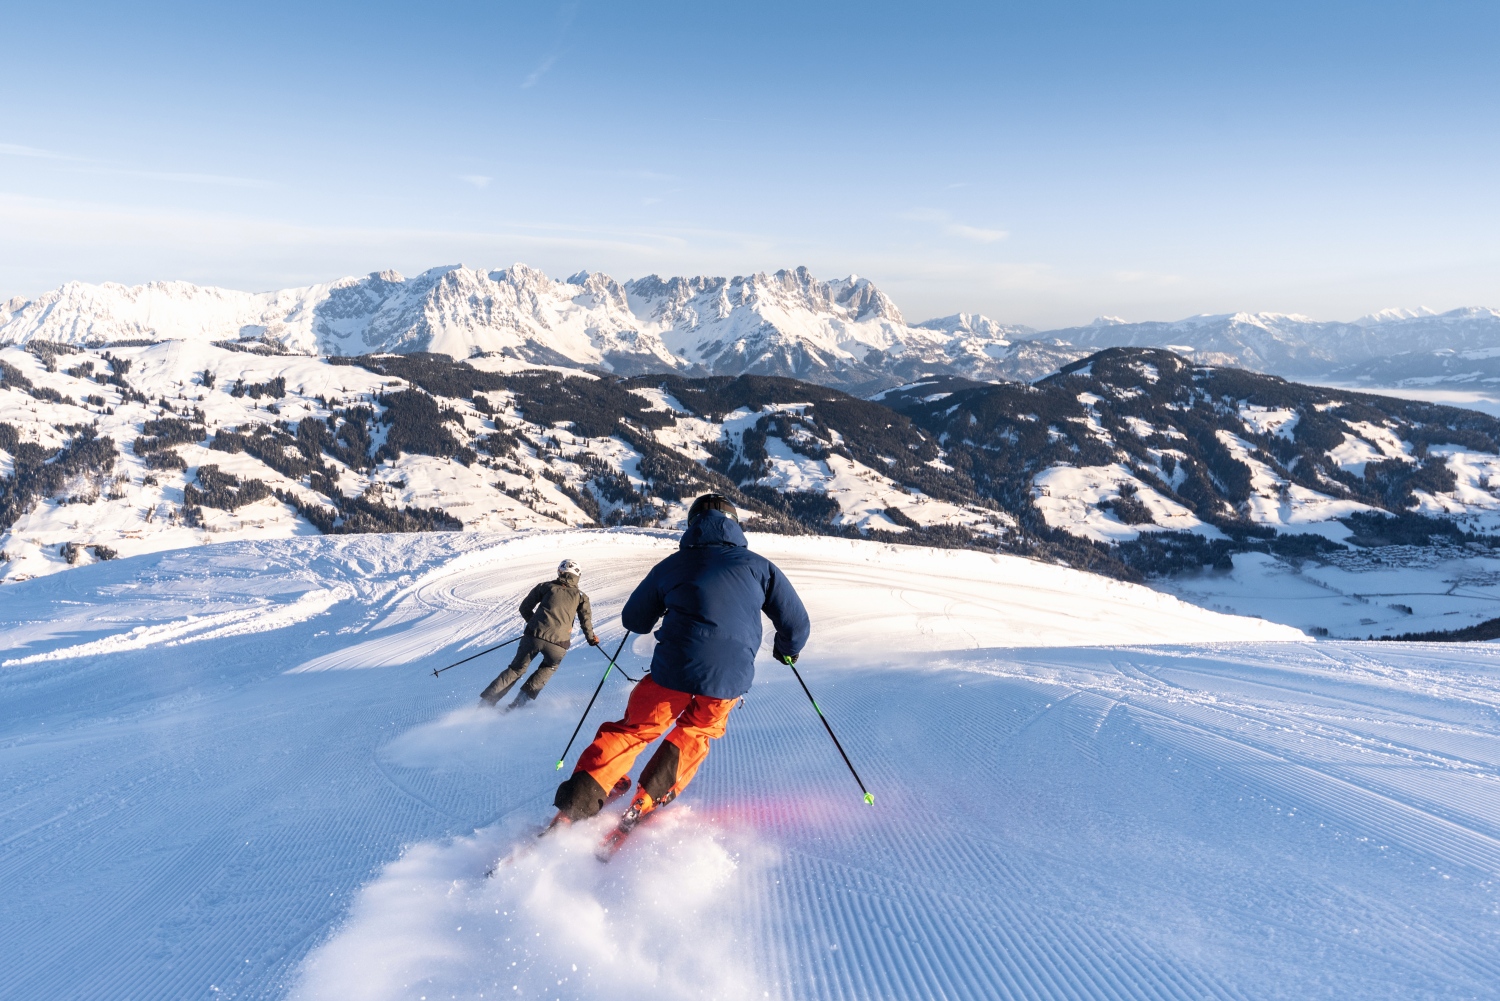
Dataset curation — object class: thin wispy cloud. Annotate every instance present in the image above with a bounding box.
[0,143,79,160]
[115,169,270,188]
[0,192,706,266]
[900,208,1008,243]
[946,223,1008,243]
[4,140,267,187]
[459,174,492,189]
[521,54,557,89]
[520,2,578,90]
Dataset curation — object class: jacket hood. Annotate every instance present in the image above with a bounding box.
[679,511,748,549]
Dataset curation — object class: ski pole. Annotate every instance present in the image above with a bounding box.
[431,634,523,678]
[783,655,874,805]
[596,639,640,683]
[555,632,631,770]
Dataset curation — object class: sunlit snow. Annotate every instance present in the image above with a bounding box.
[5,532,1499,998]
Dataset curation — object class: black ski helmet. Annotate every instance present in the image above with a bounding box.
[687,493,738,524]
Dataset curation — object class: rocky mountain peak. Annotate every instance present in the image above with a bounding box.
[914,312,1029,340]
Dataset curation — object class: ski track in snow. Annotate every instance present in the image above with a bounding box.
[0,584,350,666]
[2,531,1499,1000]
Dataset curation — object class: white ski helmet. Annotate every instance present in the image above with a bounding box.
[558,559,582,579]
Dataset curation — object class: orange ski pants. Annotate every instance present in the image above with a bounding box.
[573,674,737,804]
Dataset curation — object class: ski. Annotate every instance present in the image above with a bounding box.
[485,776,632,877]
[595,790,674,863]
[594,807,647,862]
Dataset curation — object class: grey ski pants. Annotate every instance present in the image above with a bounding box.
[480,635,568,703]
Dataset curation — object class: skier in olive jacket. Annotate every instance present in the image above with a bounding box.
[481,559,598,710]
[553,495,810,824]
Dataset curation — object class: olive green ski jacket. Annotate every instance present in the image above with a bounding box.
[520,577,594,648]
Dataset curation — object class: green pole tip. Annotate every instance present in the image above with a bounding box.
[863,792,875,805]
[555,760,564,770]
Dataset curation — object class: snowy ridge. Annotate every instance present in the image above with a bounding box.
[0,278,341,350]
[0,341,1015,584]
[3,532,1499,999]
[886,347,1500,572]
[13,341,1500,641]
[1030,306,1500,383]
[9,265,1500,391]
[1,264,1062,390]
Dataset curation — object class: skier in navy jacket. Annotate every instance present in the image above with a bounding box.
[553,494,810,825]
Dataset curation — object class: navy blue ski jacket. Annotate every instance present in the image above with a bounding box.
[621,512,810,699]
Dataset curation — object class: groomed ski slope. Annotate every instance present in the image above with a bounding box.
[1,531,1498,1000]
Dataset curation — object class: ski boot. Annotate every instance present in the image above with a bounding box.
[503,689,536,713]
[537,776,632,839]
[485,776,635,877]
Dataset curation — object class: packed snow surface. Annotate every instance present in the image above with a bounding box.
[3,532,1499,1000]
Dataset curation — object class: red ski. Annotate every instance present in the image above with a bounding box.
[595,790,674,862]
[486,776,631,877]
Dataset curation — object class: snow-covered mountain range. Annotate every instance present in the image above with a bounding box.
[1033,307,1500,385]
[11,335,1500,641]
[0,265,1068,391]
[7,264,1500,391]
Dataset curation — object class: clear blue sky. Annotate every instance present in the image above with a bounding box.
[2,1,1496,328]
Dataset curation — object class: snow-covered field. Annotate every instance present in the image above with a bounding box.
[3,531,1499,1000]
[1162,547,1500,640]
[1321,383,1500,420]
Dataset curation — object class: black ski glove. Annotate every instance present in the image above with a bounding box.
[587,633,600,646]
[778,652,798,666]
